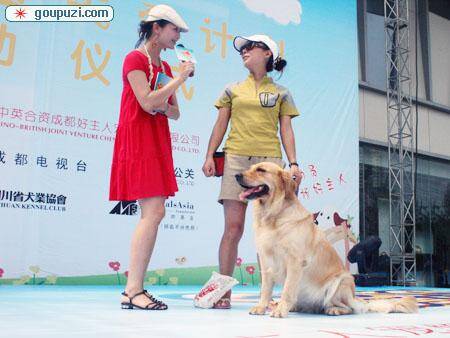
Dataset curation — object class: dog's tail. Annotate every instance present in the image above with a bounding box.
[351,295,418,314]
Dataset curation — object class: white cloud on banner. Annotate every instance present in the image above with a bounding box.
[241,0,302,25]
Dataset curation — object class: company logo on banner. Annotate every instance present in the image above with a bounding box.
[175,166,196,186]
[109,201,138,216]
[171,131,200,154]
[109,199,196,230]
[163,199,196,232]
[0,189,67,212]
[0,109,117,142]
[0,148,87,172]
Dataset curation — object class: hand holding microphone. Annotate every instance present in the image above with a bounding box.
[179,61,195,80]
[175,44,196,79]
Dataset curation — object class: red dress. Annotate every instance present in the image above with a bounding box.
[109,50,178,201]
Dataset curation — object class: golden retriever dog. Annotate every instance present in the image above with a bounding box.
[235,162,418,318]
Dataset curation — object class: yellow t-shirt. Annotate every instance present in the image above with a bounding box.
[215,74,299,158]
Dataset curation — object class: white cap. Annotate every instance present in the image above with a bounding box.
[233,34,279,63]
[146,4,189,33]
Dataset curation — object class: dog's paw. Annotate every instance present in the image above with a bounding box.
[270,304,289,318]
[249,305,267,315]
[324,306,352,316]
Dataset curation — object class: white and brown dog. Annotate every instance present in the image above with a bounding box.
[235,162,418,318]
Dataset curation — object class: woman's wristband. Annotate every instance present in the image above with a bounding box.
[289,162,299,168]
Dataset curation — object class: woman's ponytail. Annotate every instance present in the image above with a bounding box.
[266,56,287,74]
[274,58,287,72]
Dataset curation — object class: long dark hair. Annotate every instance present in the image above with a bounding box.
[135,19,170,48]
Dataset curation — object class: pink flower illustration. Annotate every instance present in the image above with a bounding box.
[108,261,121,285]
[246,265,256,286]
[246,266,255,275]
[0,268,4,278]
[235,257,244,284]
[108,261,121,272]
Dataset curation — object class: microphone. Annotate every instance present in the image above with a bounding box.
[175,44,196,77]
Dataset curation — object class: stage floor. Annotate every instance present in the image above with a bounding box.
[1,285,450,338]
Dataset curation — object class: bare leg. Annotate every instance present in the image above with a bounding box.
[121,196,166,307]
[217,199,247,303]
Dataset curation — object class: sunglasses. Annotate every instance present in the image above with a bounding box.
[239,41,269,55]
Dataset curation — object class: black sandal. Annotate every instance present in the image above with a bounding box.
[121,289,168,310]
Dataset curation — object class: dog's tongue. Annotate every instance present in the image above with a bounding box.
[239,186,262,201]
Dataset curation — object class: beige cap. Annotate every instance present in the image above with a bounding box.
[146,4,189,33]
[233,34,279,64]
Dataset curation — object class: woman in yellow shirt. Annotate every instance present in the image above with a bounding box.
[202,34,302,309]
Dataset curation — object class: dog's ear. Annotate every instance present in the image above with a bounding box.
[279,170,296,199]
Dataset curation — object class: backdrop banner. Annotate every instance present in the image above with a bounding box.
[0,0,359,285]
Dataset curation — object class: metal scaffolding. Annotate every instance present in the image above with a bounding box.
[384,0,416,285]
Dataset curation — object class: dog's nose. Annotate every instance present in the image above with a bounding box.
[235,173,243,181]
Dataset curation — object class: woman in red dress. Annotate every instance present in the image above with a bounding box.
[109,4,194,310]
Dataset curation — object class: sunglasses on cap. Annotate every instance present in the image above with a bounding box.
[239,41,269,55]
